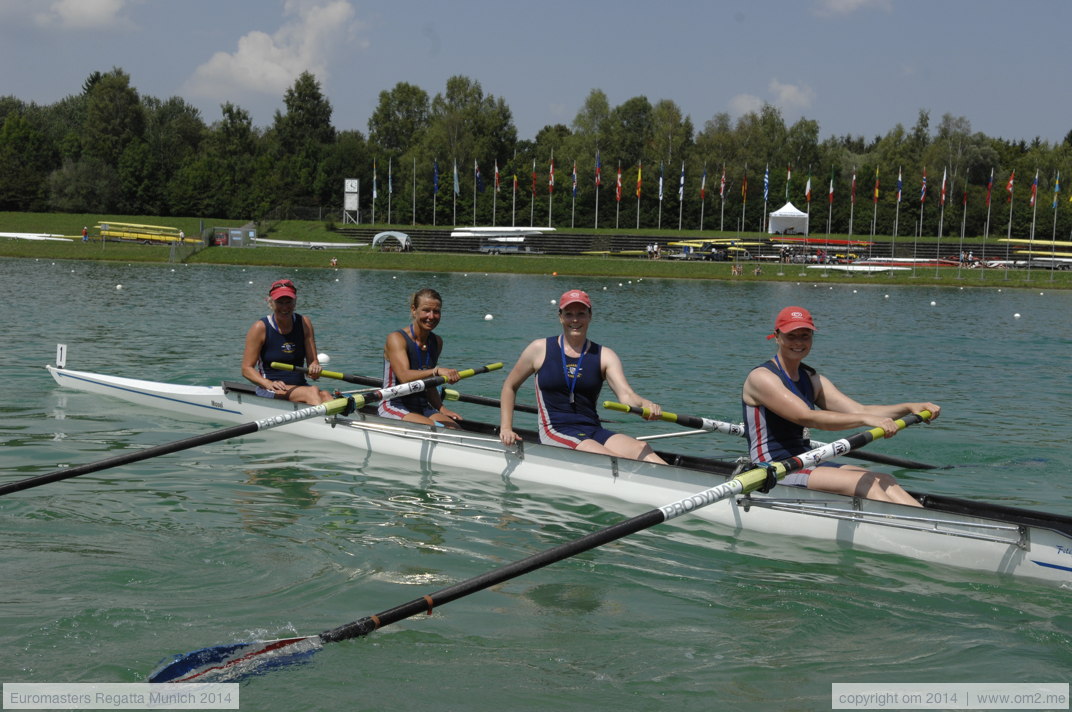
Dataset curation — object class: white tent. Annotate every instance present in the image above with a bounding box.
[372,231,411,251]
[767,202,809,236]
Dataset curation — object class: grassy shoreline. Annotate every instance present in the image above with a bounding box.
[2,212,1069,289]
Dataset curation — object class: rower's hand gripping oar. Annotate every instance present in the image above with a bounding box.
[276,363,535,412]
[0,364,501,497]
[604,401,943,471]
[148,410,933,683]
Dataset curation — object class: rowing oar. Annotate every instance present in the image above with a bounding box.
[0,364,501,497]
[148,410,933,683]
[603,402,942,470]
[272,363,539,413]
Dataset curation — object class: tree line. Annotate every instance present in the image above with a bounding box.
[2,67,1071,240]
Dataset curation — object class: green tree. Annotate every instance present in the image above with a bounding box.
[0,112,56,210]
[368,82,429,156]
[83,68,145,167]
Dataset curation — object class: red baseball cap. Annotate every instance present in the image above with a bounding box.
[269,279,297,300]
[774,306,816,333]
[559,289,592,309]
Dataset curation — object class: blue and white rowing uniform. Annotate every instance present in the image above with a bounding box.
[255,313,308,398]
[743,359,842,486]
[379,327,440,420]
[534,336,617,448]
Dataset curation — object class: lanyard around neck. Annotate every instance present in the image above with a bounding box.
[409,325,432,370]
[560,335,589,405]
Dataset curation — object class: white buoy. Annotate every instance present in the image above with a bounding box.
[930,301,937,306]
[1040,292,1045,296]
[1014,313,1021,319]
[248,281,253,285]
[116,284,123,290]
[550,299,557,305]
[884,294,889,299]
[318,352,331,365]
[484,314,493,321]
[852,290,857,294]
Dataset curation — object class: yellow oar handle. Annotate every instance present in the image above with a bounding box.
[603,401,678,423]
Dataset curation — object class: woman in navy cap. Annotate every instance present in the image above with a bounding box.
[499,289,666,463]
[241,278,332,405]
[742,306,939,506]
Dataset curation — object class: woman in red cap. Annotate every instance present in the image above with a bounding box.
[741,306,939,506]
[378,288,462,427]
[241,278,332,405]
[499,289,666,464]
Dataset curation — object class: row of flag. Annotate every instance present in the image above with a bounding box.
[373,157,1068,210]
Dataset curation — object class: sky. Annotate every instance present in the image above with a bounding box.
[1,0,1069,146]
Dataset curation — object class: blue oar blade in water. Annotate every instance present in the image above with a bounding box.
[148,636,323,683]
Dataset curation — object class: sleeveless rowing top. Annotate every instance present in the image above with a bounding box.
[534,336,603,429]
[258,314,307,385]
[378,327,441,417]
[743,360,817,462]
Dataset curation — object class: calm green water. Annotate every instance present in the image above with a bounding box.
[2,257,1071,711]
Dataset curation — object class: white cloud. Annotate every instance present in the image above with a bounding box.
[34,0,132,30]
[183,0,361,103]
[729,94,764,116]
[813,0,892,17]
[768,79,816,111]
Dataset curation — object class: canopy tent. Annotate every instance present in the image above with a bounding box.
[372,231,411,251]
[767,202,809,236]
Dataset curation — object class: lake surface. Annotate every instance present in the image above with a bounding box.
[2,257,1071,711]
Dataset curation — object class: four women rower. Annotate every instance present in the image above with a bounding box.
[498,289,667,464]
[378,288,462,427]
[741,306,940,506]
[242,278,332,405]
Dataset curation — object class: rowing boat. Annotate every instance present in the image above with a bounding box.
[45,362,1072,587]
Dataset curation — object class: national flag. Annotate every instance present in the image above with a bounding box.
[571,160,577,198]
[494,160,501,192]
[963,189,967,206]
[720,166,726,199]
[513,173,518,193]
[474,160,484,193]
[700,164,707,201]
[658,162,664,201]
[433,159,440,195]
[850,167,856,204]
[985,167,993,206]
[763,164,769,201]
[616,163,622,202]
[531,160,537,196]
[805,174,812,203]
[939,167,947,206]
[742,173,748,202]
[452,160,459,195]
[896,167,902,203]
[595,151,602,187]
[678,161,685,201]
[636,162,642,199]
[785,164,792,200]
[1006,170,1015,202]
[1029,169,1038,206]
[873,166,880,203]
[372,160,378,199]
[828,172,834,204]
[1053,171,1061,209]
[920,167,927,203]
[549,156,555,193]
[388,159,392,195]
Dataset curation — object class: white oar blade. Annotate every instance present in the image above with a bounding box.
[148,636,323,683]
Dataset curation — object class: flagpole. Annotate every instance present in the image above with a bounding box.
[388,158,393,225]
[547,151,554,229]
[699,164,707,231]
[720,165,726,233]
[1005,171,1014,281]
[493,162,498,226]
[371,161,376,226]
[657,162,663,230]
[511,174,517,227]
[472,161,477,226]
[594,152,601,230]
[636,162,642,230]
[433,161,438,227]
[411,157,416,226]
[530,160,535,228]
[848,166,855,239]
[615,162,622,230]
[677,161,684,230]
[982,167,993,281]
[915,168,925,280]
[1051,172,1060,282]
[1028,169,1039,281]
[892,167,901,263]
[957,182,968,280]
[935,168,946,278]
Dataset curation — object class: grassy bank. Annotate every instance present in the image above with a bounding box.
[3,212,1069,289]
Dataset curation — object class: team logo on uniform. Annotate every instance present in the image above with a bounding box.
[282,342,296,354]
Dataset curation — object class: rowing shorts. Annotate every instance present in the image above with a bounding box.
[779,461,847,488]
[539,423,617,449]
